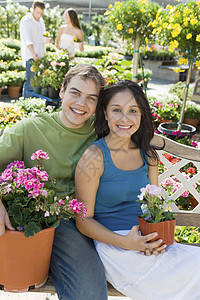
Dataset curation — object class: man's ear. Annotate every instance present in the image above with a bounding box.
[59,85,64,99]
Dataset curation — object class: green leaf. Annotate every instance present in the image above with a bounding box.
[24,222,41,237]
[8,203,22,223]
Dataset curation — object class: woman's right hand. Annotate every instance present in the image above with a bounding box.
[0,201,15,236]
[124,225,166,255]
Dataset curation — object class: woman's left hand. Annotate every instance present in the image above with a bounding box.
[141,243,167,256]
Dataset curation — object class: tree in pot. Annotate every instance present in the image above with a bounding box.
[106,0,161,82]
[0,150,87,292]
[137,184,176,246]
[154,0,200,131]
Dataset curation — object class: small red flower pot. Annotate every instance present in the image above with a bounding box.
[138,216,175,246]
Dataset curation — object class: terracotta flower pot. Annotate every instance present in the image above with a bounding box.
[183,118,199,128]
[189,196,199,208]
[159,119,173,124]
[0,227,55,292]
[138,216,175,246]
[7,86,21,98]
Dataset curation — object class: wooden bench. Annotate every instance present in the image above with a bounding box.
[2,133,199,298]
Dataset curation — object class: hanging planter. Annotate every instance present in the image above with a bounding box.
[157,122,196,139]
[138,217,175,246]
[0,227,55,292]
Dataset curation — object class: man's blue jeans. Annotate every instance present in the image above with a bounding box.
[50,218,107,300]
[22,58,34,98]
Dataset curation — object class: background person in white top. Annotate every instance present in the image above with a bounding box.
[20,0,45,98]
[55,8,84,60]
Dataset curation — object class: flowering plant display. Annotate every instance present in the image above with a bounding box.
[105,0,160,44]
[31,51,69,90]
[4,70,26,86]
[0,150,87,237]
[153,0,200,65]
[0,102,24,131]
[149,95,182,123]
[137,184,175,223]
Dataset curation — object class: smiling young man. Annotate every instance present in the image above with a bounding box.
[20,0,46,98]
[0,64,107,300]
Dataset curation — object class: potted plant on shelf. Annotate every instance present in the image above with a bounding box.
[0,150,86,292]
[30,74,42,94]
[4,70,26,98]
[183,101,200,128]
[137,184,176,246]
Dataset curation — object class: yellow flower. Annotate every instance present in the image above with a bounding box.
[195,61,200,68]
[30,65,36,72]
[190,18,198,25]
[145,37,148,44]
[163,22,169,29]
[148,13,151,17]
[141,9,146,13]
[166,4,173,10]
[152,20,158,27]
[129,28,133,34]
[178,58,188,65]
[183,17,189,26]
[132,20,137,24]
[169,40,179,52]
[104,10,111,15]
[116,5,120,10]
[161,41,164,45]
[152,29,157,35]
[115,19,118,22]
[173,68,185,73]
[171,24,182,38]
[196,34,200,42]
[110,15,114,20]
[117,24,123,30]
[108,4,112,8]
[186,33,192,39]
[148,21,152,27]
[175,10,180,18]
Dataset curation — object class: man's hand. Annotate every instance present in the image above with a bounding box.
[33,53,39,61]
[0,201,15,236]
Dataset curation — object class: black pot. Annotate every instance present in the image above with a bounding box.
[157,122,196,139]
[48,87,59,99]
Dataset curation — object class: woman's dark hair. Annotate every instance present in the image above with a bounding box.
[65,8,81,29]
[95,80,159,162]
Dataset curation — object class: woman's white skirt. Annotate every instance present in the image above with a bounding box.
[94,230,200,300]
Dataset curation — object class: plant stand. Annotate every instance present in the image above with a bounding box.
[27,90,61,109]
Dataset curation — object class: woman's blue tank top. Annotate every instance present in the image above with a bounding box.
[93,138,150,231]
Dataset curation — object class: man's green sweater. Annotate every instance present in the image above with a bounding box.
[0,112,97,197]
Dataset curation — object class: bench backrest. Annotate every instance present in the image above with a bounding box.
[154,133,200,227]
